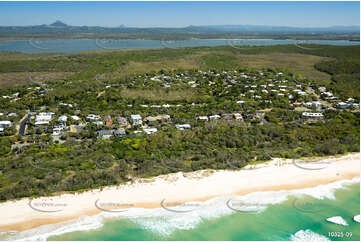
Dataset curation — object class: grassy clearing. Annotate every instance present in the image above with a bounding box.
[0,72,73,88]
[119,88,198,101]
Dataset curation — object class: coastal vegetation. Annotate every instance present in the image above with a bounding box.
[0,44,359,201]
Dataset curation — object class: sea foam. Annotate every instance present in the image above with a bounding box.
[326,216,349,226]
[7,177,360,241]
[290,229,330,241]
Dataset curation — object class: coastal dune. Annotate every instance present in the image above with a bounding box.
[0,153,359,233]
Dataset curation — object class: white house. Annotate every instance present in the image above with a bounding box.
[71,115,80,121]
[58,115,68,123]
[302,112,324,119]
[337,102,351,109]
[131,114,142,125]
[35,120,50,126]
[86,114,100,122]
[143,128,158,135]
[35,112,54,123]
[209,114,221,120]
[197,116,209,121]
[0,121,12,128]
[175,124,191,130]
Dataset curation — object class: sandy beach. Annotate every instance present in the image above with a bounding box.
[0,153,359,233]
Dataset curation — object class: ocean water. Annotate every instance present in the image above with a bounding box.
[8,178,358,241]
[0,39,359,54]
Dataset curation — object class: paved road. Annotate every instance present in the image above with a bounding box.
[19,113,31,136]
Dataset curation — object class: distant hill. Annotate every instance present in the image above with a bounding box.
[49,20,68,27]
[0,22,359,40]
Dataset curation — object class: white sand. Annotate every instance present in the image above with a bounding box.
[0,153,359,232]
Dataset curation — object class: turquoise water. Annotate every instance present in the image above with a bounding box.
[48,182,360,241]
[0,39,359,54]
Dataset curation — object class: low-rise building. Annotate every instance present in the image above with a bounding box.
[233,113,243,121]
[302,112,324,119]
[105,115,113,126]
[71,115,80,121]
[97,130,113,139]
[209,114,221,120]
[58,115,68,123]
[86,114,100,122]
[0,121,12,129]
[145,114,170,122]
[175,124,191,130]
[114,129,126,137]
[337,102,351,109]
[116,116,129,127]
[131,114,142,125]
[143,128,158,135]
[36,112,54,123]
[197,116,209,121]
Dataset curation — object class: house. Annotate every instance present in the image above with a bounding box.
[92,121,103,126]
[53,127,63,136]
[197,116,209,121]
[97,130,113,139]
[175,124,191,130]
[236,100,245,104]
[114,129,126,137]
[143,128,158,135]
[71,115,80,121]
[144,115,170,122]
[36,112,54,123]
[116,117,129,127]
[302,112,324,119]
[86,114,100,122]
[322,92,333,98]
[337,102,351,109]
[58,115,68,123]
[7,113,17,117]
[318,86,326,93]
[0,121,12,129]
[209,114,221,120]
[35,121,50,126]
[130,114,142,125]
[352,103,360,109]
[304,101,321,108]
[105,115,113,126]
[233,113,243,121]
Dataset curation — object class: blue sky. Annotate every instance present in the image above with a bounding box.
[0,1,359,27]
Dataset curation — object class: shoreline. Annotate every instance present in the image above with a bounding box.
[0,153,359,234]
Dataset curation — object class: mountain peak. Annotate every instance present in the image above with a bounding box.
[49,20,68,27]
